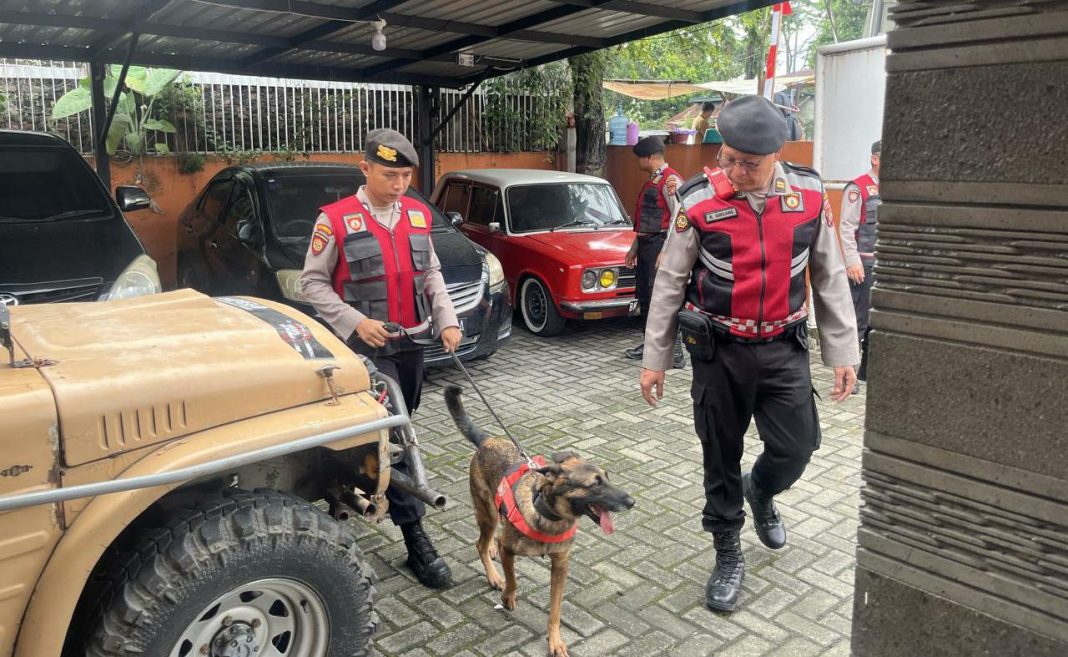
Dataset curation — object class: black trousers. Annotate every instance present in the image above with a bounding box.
[371,348,426,527]
[850,258,875,380]
[635,232,666,326]
[691,335,821,532]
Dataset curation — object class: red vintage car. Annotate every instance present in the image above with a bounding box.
[431,169,638,336]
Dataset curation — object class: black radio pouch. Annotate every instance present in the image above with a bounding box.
[677,309,716,362]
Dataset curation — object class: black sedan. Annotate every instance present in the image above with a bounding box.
[176,162,511,364]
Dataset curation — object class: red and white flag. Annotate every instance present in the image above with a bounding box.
[764,2,792,100]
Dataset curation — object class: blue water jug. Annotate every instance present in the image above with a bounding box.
[608,108,628,145]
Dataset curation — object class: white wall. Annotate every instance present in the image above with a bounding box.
[814,36,887,185]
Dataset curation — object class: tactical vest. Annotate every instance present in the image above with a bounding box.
[851,173,879,259]
[322,195,433,330]
[680,164,824,339]
[634,166,679,234]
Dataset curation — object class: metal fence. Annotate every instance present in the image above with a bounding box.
[0,59,560,155]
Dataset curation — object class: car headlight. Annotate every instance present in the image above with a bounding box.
[599,269,617,288]
[581,270,598,290]
[105,255,161,300]
[485,252,506,291]
[276,269,307,302]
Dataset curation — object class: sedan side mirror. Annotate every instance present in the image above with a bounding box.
[116,186,152,213]
[446,211,464,227]
[237,220,260,244]
[489,222,501,234]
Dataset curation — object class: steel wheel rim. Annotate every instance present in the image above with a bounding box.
[170,577,329,657]
[523,280,547,331]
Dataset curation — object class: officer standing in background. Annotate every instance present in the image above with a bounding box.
[300,128,461,589]
[839,140,881,383]
[624,136,684,368]
[639,96,859,612]
[691,101,716,135]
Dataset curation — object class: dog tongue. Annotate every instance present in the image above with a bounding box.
[597,507,615,534]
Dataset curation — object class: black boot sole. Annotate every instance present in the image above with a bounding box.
[743,475,787,550]
[705,571,744,612]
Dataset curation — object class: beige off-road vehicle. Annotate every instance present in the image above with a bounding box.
[0,289,445,657]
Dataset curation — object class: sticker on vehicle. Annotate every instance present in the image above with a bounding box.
[216,297,334,360]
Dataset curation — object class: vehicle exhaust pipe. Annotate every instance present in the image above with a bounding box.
[341,487,377,518]
[325,492,358,522]
[389,468,447,510]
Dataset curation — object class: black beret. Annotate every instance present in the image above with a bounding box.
[716,95,788,155]
[365,128,418,168]
[632,136,665,158]
[871,140,882,154]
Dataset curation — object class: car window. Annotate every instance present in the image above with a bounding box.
[440,182,471,218]
[221,188,255,235]
[0,145,113,222]
[200,179,235,221]
[265,173,358,239]
[467,186,502,226]
[506,183,629,233]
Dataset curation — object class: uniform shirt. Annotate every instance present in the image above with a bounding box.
[838,169,878,267]
[642,163,860,371]
[692,115,710,135]
[299,186,459,341]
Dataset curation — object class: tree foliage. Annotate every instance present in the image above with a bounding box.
[570,50,609,176]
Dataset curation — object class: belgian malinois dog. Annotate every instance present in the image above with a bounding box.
[445,385,635,657]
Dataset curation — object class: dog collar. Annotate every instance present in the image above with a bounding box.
[533,490,565,522]
[495,456,577,544]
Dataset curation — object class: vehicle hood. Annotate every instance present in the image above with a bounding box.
[432,228,484,284]
[10,289,374,466]
[521,229,633,265]
[0,217,144,302]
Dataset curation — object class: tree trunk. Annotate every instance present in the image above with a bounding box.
[568,51,607,178]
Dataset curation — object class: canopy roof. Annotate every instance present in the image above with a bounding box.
[0,0,776,89]
[603,71,815,100]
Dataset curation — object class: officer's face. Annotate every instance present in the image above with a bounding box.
[718,145,778,192]
[361,161,413,204]
[871,152,881,172]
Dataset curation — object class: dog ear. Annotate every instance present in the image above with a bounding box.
[534,464,565,478]
[551,451,579,464]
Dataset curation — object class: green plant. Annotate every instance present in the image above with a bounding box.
[177,152,206,175]
[218,144,262,165]
[483,62,570,152]
[52,66,182,156]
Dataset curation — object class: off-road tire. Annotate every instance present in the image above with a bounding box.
[82,489,376,657]
[519,277,566,337]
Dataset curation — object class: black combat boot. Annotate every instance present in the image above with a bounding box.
[400,520,452,588]
[624,342,645,360]
[673,332,686,369]
[705,530,745,612]
[742,472,786,550]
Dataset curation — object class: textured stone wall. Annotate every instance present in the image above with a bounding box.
[851,2,1068,654]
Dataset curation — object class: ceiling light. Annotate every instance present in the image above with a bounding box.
[371,19,387,52]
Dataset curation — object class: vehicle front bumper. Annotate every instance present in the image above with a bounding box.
[424,282,511,366]
[559,296,639,320]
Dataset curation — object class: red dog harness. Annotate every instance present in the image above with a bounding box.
[495,456,577,543]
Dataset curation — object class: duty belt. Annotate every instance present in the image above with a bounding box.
[683,303,808,343]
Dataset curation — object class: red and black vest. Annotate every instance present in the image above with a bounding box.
[850,172,880,259]
[634,166,680,234]
[321,194,433,330]
[680,164,825,339]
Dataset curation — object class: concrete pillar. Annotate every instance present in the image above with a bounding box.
[851,3,1068,655]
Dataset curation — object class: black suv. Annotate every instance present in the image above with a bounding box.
[176,162,511,364]
[0,130,158,305]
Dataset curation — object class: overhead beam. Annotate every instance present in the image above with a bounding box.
[87,0,174,59]
[540,0,706,23]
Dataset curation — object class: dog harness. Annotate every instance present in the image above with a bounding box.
[495,456,577,543]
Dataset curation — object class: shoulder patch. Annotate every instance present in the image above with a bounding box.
[675,210,691,232]
[408,209,427,228]
[822,193,835,227]
[848,189,860,203]
[782,193,804,212]
[315,223,333,237]
[311,234,327,255]
[343,213,365,233]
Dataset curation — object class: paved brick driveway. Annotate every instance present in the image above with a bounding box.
[358,317,865,657]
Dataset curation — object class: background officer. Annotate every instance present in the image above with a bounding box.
[691,101,716,136]
[300,128,461,589]
[839,140,881,383]
[639,96,859,613]
[624,136,684,368]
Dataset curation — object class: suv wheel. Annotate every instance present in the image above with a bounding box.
[83,490,376,657]
[519,277,566,337]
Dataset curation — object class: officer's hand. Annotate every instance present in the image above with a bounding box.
[831,366,857,402]
[440,326,462,353]
[640,369,665,407]
[846,265,865,284]
[355,318,390,348]
[625,241,638,269]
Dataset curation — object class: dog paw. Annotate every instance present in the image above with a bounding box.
[547,637,570,657]
[486,571,505,591]
[501,592,517,610]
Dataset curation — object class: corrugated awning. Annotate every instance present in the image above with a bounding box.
[0,0,778,88]
[603,79,706,100]
[698,71,814,96]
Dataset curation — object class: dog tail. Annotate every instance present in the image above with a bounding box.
[444,385,490,447]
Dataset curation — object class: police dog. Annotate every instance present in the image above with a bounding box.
[445,385,634,657]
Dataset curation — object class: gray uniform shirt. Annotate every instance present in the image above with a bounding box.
[642,163,860,371]
[838,170,878,268]
[299,186,459,342]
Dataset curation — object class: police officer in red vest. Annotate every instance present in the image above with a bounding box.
[839,140,880,383]
[624,136,685,367]
[300,129,461,588]
[639,96,859,612]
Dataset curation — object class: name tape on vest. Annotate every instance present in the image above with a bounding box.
[704,207,739,222]
[867,185,879,196]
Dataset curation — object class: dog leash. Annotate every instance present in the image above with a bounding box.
[382,322,535,467]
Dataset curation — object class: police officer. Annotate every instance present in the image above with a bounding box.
[839,140,881,383]
[624,136,684,368]
[692,101,716,135]
[300,128,461,589]
[638,96,859,612]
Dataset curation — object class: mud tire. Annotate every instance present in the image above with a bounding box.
[82,489,376,657]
